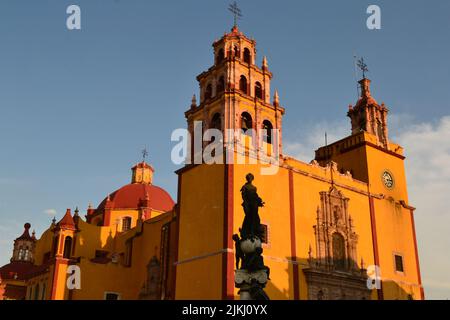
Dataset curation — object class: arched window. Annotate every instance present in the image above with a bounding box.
[255,82,263,99]
[217,76,225,93]
[211,113,221,131]
[317,290,324,300]
[234,45,240,58]
[239,75,248,94]
[52,236,59,256]
[205,84,213,100]
[34,284,40,301]
[41,283,46,300]
[24,248,30,261]
[332,233,346,270]
[243,48,251,64]
[18,247,24,260]
[63,236,72,259]
[262,120,273,144]
[241,112,253,134]
[216,48,224,64]
[377,119,384,142]
[122,217,132,232]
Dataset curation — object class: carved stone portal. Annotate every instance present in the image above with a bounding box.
[304,187,370,300]
[138,256,161,300]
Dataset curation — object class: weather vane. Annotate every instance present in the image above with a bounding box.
[228,1,242,27]
[357,57,369,79]
[142,148,148,162]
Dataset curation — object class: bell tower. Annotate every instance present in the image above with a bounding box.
[176,24,286,300]
[11,223,36,263]
[184,25,285,163]
[314,75,422,299]
[348,78,389,148]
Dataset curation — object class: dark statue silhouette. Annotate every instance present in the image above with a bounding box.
[240,173,265,239]
[233,173,270,300]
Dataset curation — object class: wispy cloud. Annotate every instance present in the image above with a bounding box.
[395,116,450,300]
[43,209,57,216]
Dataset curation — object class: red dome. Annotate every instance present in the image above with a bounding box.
[96,183,175,213]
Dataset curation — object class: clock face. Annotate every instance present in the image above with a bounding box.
[381,171,394,189]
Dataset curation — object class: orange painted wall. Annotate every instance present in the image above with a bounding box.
[175,164,225,299]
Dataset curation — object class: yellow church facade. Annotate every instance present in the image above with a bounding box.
[0,25,423,300]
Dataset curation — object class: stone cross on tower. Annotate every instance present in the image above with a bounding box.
[357,57,369,79]
[228,1,242,27]
[142,148,148,162]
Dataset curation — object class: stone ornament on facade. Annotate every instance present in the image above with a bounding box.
[304,186,370,300]
[139,256,162,300]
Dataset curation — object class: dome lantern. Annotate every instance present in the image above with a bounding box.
[131,161,154,185]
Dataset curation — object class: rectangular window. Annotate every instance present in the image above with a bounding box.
[122,217,132,232]
[95,250,108,259]
[104,292,120,300]
[394,254,404,273]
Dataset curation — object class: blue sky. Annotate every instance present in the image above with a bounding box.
[1,0,449,299]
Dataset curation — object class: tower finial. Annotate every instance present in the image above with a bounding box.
[191,94,197,109]
[358,78,372,98]
[357,57,369,79]
[228,1,242,28]
[262,56,268,69]
[141,148,148,162]
[273,90,279,105]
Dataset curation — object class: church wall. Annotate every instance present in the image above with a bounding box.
[26,272,51,300]
[124,213,175,299]
[365,143,409,201]
[232,162,292,299]
[176,255,223,299]
[372,198,422,299]
[106,209,140,231]
[314,130,422,300]
[317,133,371,183]
[69,260,132,300]
[230,155,383,300]
[291,165,378,300]
[175,164,226,299]
[74,220,119,259]
[364,143,422,299]
[64,212,174,300]
[34,228,55,265]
